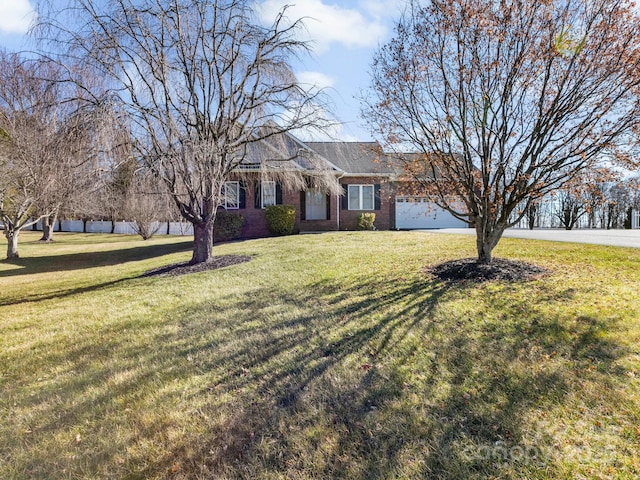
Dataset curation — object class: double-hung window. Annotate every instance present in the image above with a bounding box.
[348,184,375,210]
[261,181,276,208]
[224,181,240,209]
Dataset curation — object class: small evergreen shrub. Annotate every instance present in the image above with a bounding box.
[214,210,244,241]
[265,205,296,236]
[357,212,376,230]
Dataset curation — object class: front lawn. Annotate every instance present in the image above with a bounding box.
[1,231,639,479]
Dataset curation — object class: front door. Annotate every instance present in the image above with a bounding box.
[305,189,327,220]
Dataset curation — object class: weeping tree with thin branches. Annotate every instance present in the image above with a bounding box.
[364,0,640,263]
[121,163,174,240]
[0,51,99,259]
[0,53,61,258]
[36,0,339,264]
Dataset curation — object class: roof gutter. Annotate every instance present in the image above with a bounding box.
[338,172,397,179]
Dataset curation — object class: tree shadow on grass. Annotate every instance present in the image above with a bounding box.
[0,240,193,306]
[181,279,630,479]
[1,272,632,479]
[0,240,192,278]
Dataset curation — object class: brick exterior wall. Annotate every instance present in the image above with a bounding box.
[238,208,269,239]
[221,176,398,239]
[299,218,339,232]
[234,184,301,239]
[338,177,395,231]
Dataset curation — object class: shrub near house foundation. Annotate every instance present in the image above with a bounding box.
[357,213,376,231]
[214,211,244,242]
[265,205,296,236]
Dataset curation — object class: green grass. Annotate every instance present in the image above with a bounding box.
[1,230,639,479]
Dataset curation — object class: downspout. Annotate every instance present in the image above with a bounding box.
[336,172,345,231]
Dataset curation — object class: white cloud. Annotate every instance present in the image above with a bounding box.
[256,0,387,53]
[297,71,335,89]
[359,0,406,19]
[317,123,362,142]
[294,121,362,142]
[279,101,363,142]
[0,0,36,35]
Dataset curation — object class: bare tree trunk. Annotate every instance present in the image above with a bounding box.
[563,208,574,230]
[475,222,505,264]
[4,228,19,259]
[607,204,615,229]
[526,204,537,230]
[40,213,57,242]
[191,221,214,264]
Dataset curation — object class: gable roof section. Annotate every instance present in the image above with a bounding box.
[235,131,414,178]
[237,130,343,174]
[304,141,399,176]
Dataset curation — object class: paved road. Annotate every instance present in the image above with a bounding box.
[425,228,640,249]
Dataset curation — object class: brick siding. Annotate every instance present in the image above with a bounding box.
[338,177,395,231]
[222,176,398,239]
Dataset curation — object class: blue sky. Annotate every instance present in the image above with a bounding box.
[255,0,406,141]
[0,0,406,142]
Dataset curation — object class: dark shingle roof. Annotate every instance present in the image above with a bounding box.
[239,133,343,173]
[304,142,399,175]
[237,133,410,177]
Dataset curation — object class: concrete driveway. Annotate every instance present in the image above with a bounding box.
[425,228,640,249]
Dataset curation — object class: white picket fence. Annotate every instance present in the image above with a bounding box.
[33,219,194,236]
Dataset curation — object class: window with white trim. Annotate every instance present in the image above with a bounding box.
[262,181,276,208]
[224,181,240,209]
[348,184,375,210]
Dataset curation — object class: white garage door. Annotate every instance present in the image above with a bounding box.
[396,197,467,229]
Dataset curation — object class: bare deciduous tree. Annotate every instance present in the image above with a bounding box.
[364,0,640,263]
[524,202,539,230]
[37,0,339,264]
[38,104,105,242]
[121,164,173,240]
[0,51,98,259]
[555,191,586,230]
[600,180,635,229]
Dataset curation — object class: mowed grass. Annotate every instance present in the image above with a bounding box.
[1,230,639,479]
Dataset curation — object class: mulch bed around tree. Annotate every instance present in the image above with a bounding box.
[426,257,549,283]
[141,255,253,277]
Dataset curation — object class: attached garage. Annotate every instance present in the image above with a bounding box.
[395,196,467,229]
